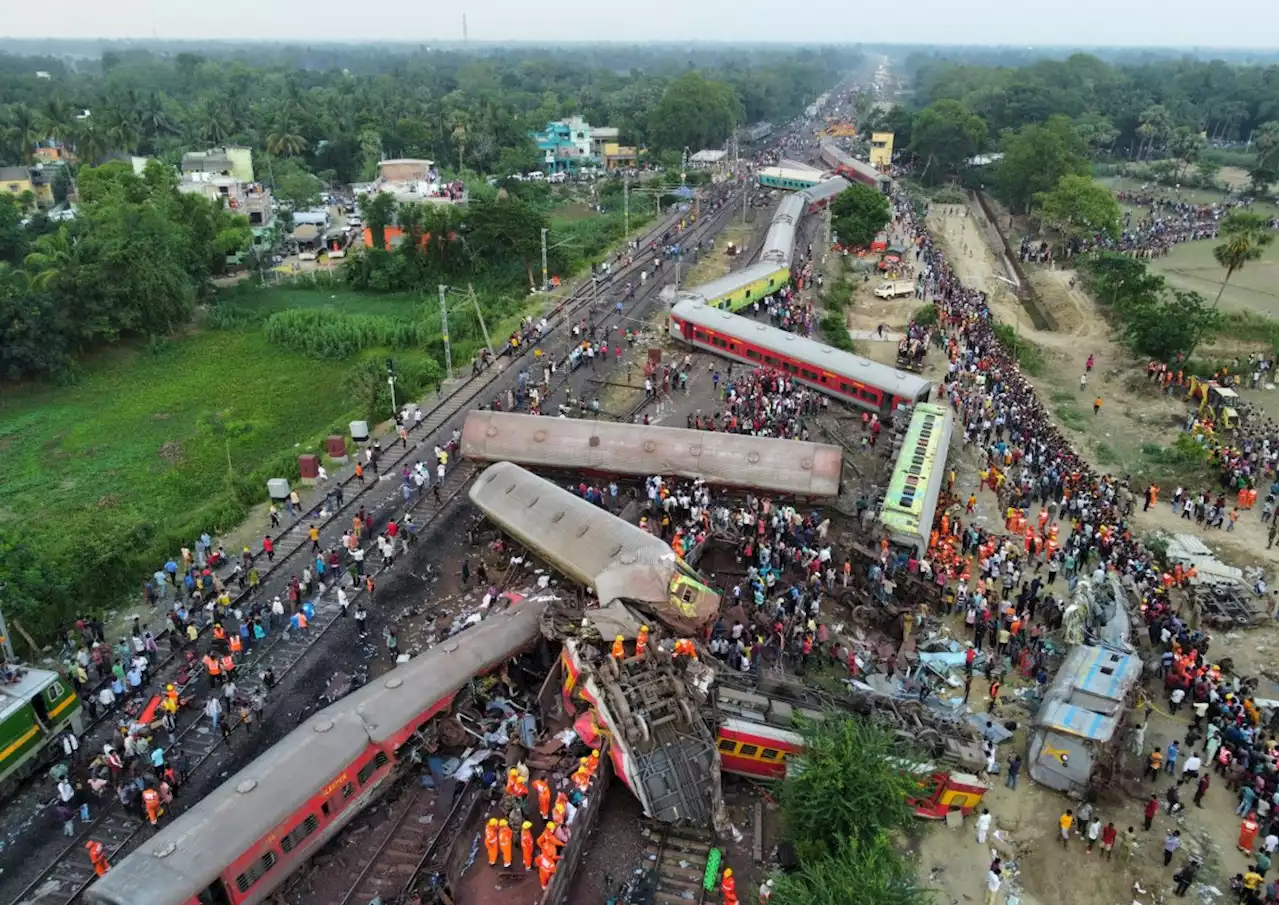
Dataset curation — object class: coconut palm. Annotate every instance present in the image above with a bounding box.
[40,97,78,146]
[1210,210,1276,309]
[139,93,175,143]
[266,127,307,158]
[3,103,42,163]
[24,227,78,290]
[71,119,109,166]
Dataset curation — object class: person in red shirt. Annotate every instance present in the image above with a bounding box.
[1100,822,1117,860]
[262,535,274,561]
[1144,795,1160,831]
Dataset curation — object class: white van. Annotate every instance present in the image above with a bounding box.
[527,171,547,182]
[548,172,568,184]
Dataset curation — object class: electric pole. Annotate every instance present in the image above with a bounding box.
[540,227,549,291]
[438,284,452,381]
[468,284,495,360]
[623,176,630,238]
[386,358,397,419]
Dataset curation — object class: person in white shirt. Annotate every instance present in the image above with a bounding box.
[1169,686,1186,714]
[1181,753,1202,784]
[985,862,1003,905]
[976,808,992,844]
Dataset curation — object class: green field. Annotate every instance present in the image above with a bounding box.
[0,288,456,640]
[1148,239,1280,318]
[214,284,427,318]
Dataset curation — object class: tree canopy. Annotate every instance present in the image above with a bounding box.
[829,183,892,249]
[772,718,930,905]
[909,100,988,184]
[1033,174,1122,242]
[996,116,1091,214]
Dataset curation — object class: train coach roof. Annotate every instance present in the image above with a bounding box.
[469,462,720,628]
[83,604,545,905]
[461,411,842,499]
[802,176,850,204]
[680,260,786,306]
[671,300,932,400]
[760,192,806,264]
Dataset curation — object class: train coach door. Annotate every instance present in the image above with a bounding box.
[198,882,234,905]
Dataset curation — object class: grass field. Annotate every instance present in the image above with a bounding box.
[1148,240,1280,318]
[214,284,427,318]
[1096,175,1279,213]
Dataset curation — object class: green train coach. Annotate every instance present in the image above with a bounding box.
[0,665,83,795]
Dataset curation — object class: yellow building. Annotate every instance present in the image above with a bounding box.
[0,166,34,205]
[870,132,895,170]
[602,143,639,171]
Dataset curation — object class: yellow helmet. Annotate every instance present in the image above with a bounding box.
[499,819,509,827]
[724,868,733,878]
[547,822,558,832]
[522,821,533,830]
[487,817,498,826]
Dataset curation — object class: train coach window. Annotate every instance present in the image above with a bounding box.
[694,329,709,341]
[718,739,738,753]
[358,751,391,786]
[746,349,761,361]
[738,744,760,758]
[280,814,319,853]
[761,748,781,762]
[234,851,277,894]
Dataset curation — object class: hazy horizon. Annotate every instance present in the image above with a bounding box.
[2,0,1278,52]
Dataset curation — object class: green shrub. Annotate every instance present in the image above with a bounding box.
[819,311,855,351]
[911,303,938,327]
[263,309,432,359]
[992,322,1046,375]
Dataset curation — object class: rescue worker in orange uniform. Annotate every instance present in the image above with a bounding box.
[586,749,601,778]
[571,757,592,793]
[505,768,528,800]
[537,850,559,890]
[164,684,179,711]
[484,817,500,866]
[673,638,698,661]
[538,821,564,856]
[611,635,625,660]
[203,653,220,686]
[228,632,243,654]
[551,792,569,827]
[142,786,162,825]
[635,625,649,657]
[521,821,535,870]
[86,840,110,876]
[211,623,226,644]
[722,868,739,905]
[219,653,236,676]
[532,778,551,819]
[498,819,513,868]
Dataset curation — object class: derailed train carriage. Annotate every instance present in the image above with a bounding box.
[83,604,548,905]
[460,411,843,501]
[468,461,719,635]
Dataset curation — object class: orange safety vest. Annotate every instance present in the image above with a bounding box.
[212,625,226,641]
[220,655,236,674]
[204,655,221,676]
[228,635,243,654]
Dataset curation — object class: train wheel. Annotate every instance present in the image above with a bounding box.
[677,698,696,729]
[630,714,651,746]
[603,655,620,681]
[607,686,633,725]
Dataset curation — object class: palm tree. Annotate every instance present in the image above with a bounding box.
[139,93,174,143]
[71,119,109,167]
[40,97,77,147]
[1211,210,1276,309]
[451,121,467,172]
[24,227,77,289]
[266,127,307,158]
[4,103,42,163]
[198,98,231,147]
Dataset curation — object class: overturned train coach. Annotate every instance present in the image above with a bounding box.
[82,603,547,905]
[469,462,720,635]
[460,411,843,501]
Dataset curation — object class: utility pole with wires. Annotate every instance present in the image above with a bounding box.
[437,284,452,381]
[623,175,630,239]
[466,283,495,360]
[540,227,549,291]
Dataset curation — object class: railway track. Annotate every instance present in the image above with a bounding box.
[636,823,716,905]
[7,185,751,905]
[33,195,704,755]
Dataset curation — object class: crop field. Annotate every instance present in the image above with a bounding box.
[1148,239,1279,318]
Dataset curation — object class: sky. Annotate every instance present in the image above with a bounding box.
[2,0,1278,49]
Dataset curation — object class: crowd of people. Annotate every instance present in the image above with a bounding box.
[1039,193,1256,260]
